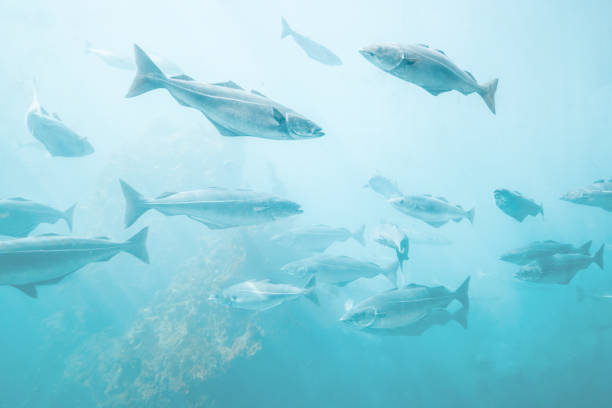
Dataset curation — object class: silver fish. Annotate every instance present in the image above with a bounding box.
[364,175,403,199]
[0,228,149,298]
[561,179,612,213]
[372,223,409,268]
[340,277,470,333]
[500,240,592,265]
[0,197,75,237]
[209,276,318,311]
[271,224,365,253]
[494,189,543,222]
[359,43,498,113]
[281,255,399,287]
[26,86,94,157]
[126,45,324,140]
[85,41,183,75]
[281,18,342,66]
[389,194,475,228]
[120,180,302,229]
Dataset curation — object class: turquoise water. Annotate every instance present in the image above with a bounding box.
[2,0,612,406]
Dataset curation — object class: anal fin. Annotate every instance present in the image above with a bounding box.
[12,284,38,299]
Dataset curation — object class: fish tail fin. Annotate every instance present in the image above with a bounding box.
[126,44,166,98]
[580,240,592,255]
[593,244,605,270]
[576,286,585,302]
[478,78,498,114]
[395,238,410,272]
[124,226,150,264]
[466,208,476,224]
[304,276,319,305]
[540,203,544,217]
[281,17,293,38]
[383,261,399,288]
[453,306,469,329]
[454,276,470,308]
[120,180,149,228]
[352,225,366,246]
[63,204,76,231]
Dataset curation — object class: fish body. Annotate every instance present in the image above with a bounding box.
[561,179,612,212]
[271,224,365,252]
[389,195,474,228]
[494,189,543,222]
[0,198,75,237]
[500,240,592,265]
[281,18,342,66]
[364,175,403,199]
[372,223,409,267]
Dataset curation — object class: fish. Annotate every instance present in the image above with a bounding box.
[281,255,399,287]
[514,244,604,284]
[25,85,94,157]
[561,179,612,212]
[126,45,324,140]
[120,180,303,229]
[340,277,470,334]
[0,227,149,298]
[85,41,183,75]
[494,189,543,222]
[359,43,498,113]
[364,175,403,199]
[280,18,342,66]
[500,240,592,265]
[209,276,318,311]
[388,195,475,228]
[0,198,75,237]
[372,223,409,269]
[576,286,612,303]
[271,224,365,253]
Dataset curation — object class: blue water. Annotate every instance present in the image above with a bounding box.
[2,0,612,407]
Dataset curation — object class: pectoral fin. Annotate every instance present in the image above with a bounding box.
[12,284,38,299]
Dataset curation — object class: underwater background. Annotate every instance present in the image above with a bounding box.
[2,0,612,406]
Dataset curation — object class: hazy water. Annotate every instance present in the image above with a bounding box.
[1,0,612,407]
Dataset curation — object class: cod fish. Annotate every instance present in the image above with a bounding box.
[26,87,94,157]
[341,277,470,335]
[280,18,342,66]
[494,189,543,222]
[209,276,318,311]
[389,194,475,228]
[561,179,612,212]
[0,228,149,298]
[500,240,592,265]
[364,175,403,199]
[359,43,498,113]
[120,180,302,229]
[514,244,604,285]
[126,45,324,140]
[271,224,365,253]
[372,223,409,268]
[85,41,183,75]
[0,198,75,237]
[281,255,399,287]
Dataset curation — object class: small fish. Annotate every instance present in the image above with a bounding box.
[26,85,94,157]
[372,223,409,269]
[494,189,543,222]
[389,195,475,228]
[514,244,604,285]
[500,240,592,265]
[359,43,498,113]
[126,45,324,140]
[340,277,470,335]
[281,255,399,287]
[271,224,365,253]
[209,277,318,311]
[364,175,403,199]
[561,179,612,213]
[281,18,342,66]
[0,198,75,237]
[0,228,149,298]
[85,41,183,75]
[120,180,302,229]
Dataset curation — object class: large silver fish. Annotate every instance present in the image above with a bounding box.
[120,180,302,229]
[0,198,75,237]
[0,227,149,298]
[494,189,543,222]
[281,18,342,66]
[561,179,612,213]
[281,255,399,287]
[359,43,498,113]
[271,224,365,253]
[209,276,318,311]
[372,223,409,269]
[364,175,403,199]
[126,45,324,140]
[26,87,94,157]
[389,194,475,228]
[500,240,592,265]
[85,41,183,75]
[514,244,604,284]
[340,277,470,334]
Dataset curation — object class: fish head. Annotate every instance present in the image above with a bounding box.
[359,44,405,71]
[340,306,377,328]
[267,198,303,218]
[514,263,543,282]
[78,139,95,156]
[285,113,325,139]
[388,196,417,213]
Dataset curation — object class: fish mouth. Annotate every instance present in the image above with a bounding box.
[313,128,325,138]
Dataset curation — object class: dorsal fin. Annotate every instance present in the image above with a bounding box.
[156,192,176,199]
[9,197,29,201]
[171,74,195,81]
[417,43,429,48]
[435,49,446,56]
[40,106,48,115]
[464,70,475,81]
[251,89,267,98]
[594,179,604,183]
[437,196,448,202]
[94,236,110,240]
[212,81,244,90]
[52,112,61,121]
